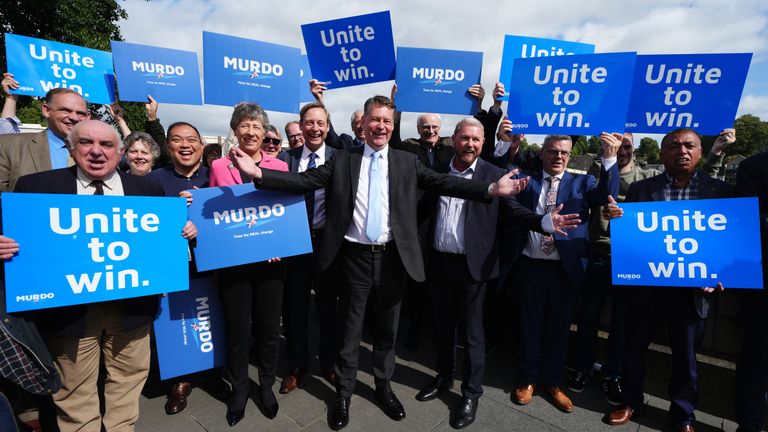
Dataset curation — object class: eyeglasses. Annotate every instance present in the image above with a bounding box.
[287,133,302,141]
[263,137,281,146]
[544,149,571,157]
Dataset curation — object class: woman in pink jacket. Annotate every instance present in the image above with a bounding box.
[210,102,288,426]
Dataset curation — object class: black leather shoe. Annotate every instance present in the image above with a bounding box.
[260,387,279,419]
[328,397,350,430]
[415,376,454,401]
[226,404,245,427]
[449,397,478,429]
[375,390,406,421]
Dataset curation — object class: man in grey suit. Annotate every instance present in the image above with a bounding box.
[605,128,732,432]
[228,95,527,430]
[0,88,90,192]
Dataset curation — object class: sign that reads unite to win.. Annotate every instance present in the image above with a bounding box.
[395,47,483,115]
[2,193,189,313]
[110,41,203,105]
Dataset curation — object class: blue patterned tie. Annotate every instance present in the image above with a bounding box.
[305,153,317,226]
[366,152,382,242]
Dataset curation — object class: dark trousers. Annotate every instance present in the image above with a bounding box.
[335,242,405,398]
[283,232,339,370]
[219,261,284,407]
[429,251,486,399]
[621,288,705,425]
[573,253,626,378]
[735,289,768,431]
[517,256,575,387]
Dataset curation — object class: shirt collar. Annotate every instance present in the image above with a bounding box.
[47,129,67,149]
[665,170,699,187]
[363,143,388,159]
[543,171,565,182]
[301,143,326,160]
[449,156,478,175]
[76,167,119,191]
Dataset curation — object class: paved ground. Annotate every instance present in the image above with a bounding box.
[136,322,749,432]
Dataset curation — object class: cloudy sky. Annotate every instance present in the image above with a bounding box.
[119,0,768,143]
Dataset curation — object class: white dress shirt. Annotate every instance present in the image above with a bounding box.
[432,157,477,254]
[299,144,327,229]
[76,168,124,196]
[523,171,564,260]
[345,144,392,244]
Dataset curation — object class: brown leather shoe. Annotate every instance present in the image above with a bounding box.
[545,386,573,413]
[606,406,635,425]
[676,424,694,432]
[279,368,306,394]
[321,368,336,386]
[513,384,535,405]
[165,381,191,415]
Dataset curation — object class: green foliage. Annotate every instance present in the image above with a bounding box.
[571,135,588,156]
[0,0,129,126]
[587,135,601,154]
[637,137,660,164]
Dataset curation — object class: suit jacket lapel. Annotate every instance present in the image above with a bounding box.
[650,174,666,201]
[530,172,543,207]
[349,148,363,201]
[387,149,400,207]
[29,131,53,173]
[290,151,300,173]
[557,172,573,204]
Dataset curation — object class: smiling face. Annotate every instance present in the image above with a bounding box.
[350,111,364,140]
[69,120,123,180]
[126,140,153,176]
[233,118,266,157]
[417,114,441,147]
[286,122,304,148]
[661,130,702,177]
[617,133,635,169]
[541,138,572,176]
[167,124,204,174]
[301,107,329,153]
[362,104,394,151]
[451,124,484,172]
[262,130,281,157]
[42,92,90,139]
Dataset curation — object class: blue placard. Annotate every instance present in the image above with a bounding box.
[202,31,300,113]
[2,193,189,312]
[188,183,312,271]
[506,52,637,135]
[395,47,483,115]
[300,55,315,103]
[5,33,115,104]
[153,275,226,380]
[610,198,763,289]
[498,35,595,101]
[301,11,395,89]
[110,41,202,105]
[625,53,752,135]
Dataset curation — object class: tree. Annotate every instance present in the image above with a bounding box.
[637,137,660,164]
[571,136,588,156]
[732,114,768,156]
[0,1,145,133]
[586,135,601,154]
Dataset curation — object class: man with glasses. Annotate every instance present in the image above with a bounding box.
[512,134,619,414]
[285,121,304,149]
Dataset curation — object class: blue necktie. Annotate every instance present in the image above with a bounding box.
[305,152,317,226]
[366,152,382,242]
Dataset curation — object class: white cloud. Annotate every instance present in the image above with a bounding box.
[738,94,768,119]
[118,0,768,139]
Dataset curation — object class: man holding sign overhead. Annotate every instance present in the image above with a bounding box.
[604,128,733,431]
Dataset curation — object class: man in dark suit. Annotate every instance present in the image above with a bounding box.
[0,88,90,192]
[307,79,364,150]
[512,134,619,414]
[606,128,732,432]
[278,102,339,393]
[733,151,767,432]
[416,118,579,429]
[228,95,527,430]
[0,120,196,431]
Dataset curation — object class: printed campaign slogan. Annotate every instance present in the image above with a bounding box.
[5,33,115,104]
[110,41,202,105]
[506,52,636,135]
[2,193,189,312]
[625,53,752,135]
[154,276,226,380]
[188,183,312,271]
[301,11,395,89]
[497,35,595,101]
[203,31,300,113]
[611,198,763,289]
[395,47,482,115]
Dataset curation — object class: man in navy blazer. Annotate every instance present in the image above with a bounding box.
[512,134,619,413]
[228,95,528,430]
[606,128,732,432]
[278,102,340,394]
[416,118,580,429]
